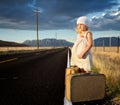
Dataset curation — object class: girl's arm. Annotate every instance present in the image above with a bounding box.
[78,32,93,59]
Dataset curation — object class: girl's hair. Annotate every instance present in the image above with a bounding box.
[75,25,88,34]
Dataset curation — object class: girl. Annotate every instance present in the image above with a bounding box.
[71,16,93,73]
[64,16,93,105]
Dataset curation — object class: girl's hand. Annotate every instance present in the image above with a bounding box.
[77,53,84,59]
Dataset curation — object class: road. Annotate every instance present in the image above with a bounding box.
[0,47,112,105]
[0,48,68,105]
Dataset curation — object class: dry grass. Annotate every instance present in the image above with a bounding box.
[0,46,58,51]
[92,51,120,97]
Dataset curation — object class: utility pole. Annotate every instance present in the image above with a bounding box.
[34,8,40,49]
[117,36,119,53]
[55,32,57,47]
[109,36,111,47]
[55,32,57,40]
[103,40,105,52]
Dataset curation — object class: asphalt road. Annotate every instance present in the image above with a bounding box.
[0,48,68,105]
[0,48,113,105]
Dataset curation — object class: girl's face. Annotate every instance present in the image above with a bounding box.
[77,24,87,31]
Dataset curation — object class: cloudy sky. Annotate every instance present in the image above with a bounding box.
[0,0,120,43]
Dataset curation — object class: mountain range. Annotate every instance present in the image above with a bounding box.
[0,37,119,47]
[23,39,73,47]
[0,40,27,47]
[94,37,120,46]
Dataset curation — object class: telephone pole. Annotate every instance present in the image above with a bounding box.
[34,8,40,49]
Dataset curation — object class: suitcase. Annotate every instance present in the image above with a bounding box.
[65,70,106,102]
[65,66,86,85]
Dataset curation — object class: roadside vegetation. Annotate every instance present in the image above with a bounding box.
[0,50,37,56]
[92,51,120,100]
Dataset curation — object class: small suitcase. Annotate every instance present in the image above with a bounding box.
[65,71,106,102]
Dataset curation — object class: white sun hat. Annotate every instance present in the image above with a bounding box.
[77,16,90,26]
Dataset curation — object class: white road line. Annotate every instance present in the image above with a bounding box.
[0,58,18,64]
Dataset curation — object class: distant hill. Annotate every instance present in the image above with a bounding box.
[94,37,120,46]
[1,37,119,47]
[23,38,73,47]
[0,40,27,47]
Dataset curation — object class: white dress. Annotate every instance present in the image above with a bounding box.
[71,31,92,71]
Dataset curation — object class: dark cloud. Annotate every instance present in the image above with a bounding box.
[90,7,120,31]
[0,0,119,31]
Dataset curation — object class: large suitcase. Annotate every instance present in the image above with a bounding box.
[65,68,106,102]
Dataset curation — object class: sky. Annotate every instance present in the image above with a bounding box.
[0,0,120,43]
